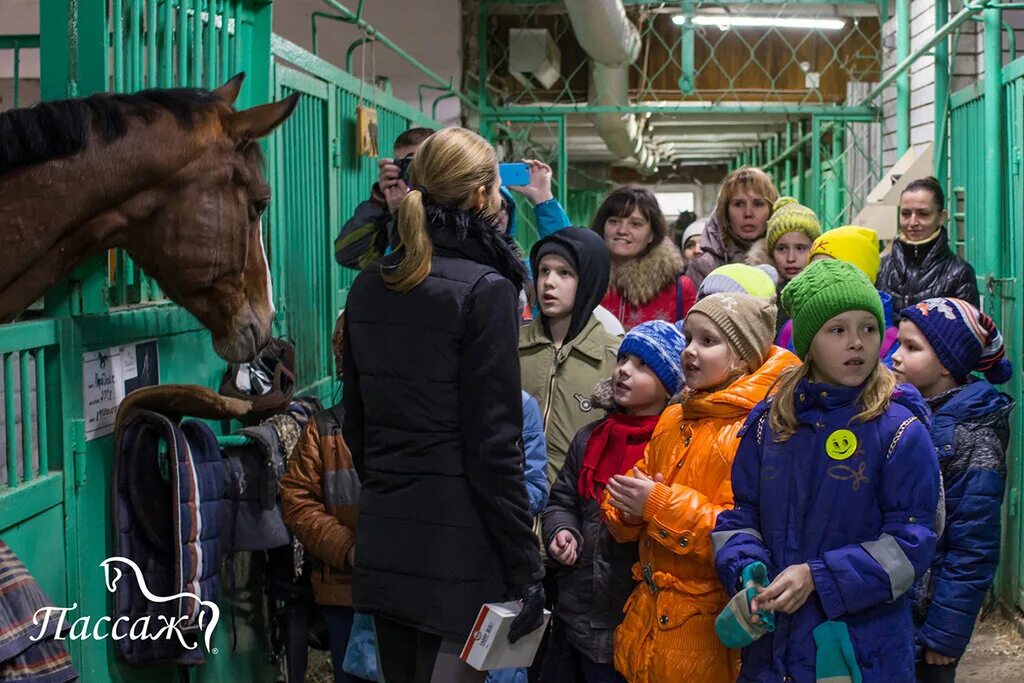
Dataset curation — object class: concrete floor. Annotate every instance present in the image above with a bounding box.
[305,614,1024,682]
[958,613,1024,681]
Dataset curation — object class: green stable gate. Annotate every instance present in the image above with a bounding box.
[268,35,437,400]
[950,55,1024,616]
[0,1,440,679]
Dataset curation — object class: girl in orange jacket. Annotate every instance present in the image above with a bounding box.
[603,293,800,683]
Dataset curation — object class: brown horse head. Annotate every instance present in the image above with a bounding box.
[117,75,299,361]
[0,74,298,362]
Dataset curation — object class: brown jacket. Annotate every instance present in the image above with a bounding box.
[280,405,358,607]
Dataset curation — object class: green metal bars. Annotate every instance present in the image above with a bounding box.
[950,49,1024,615]
[0,325,54,490]
[108,0,247,93]
[478,1,882,113]
[269,34,440,398]
[105,0,257,308]
[0,35,40,110]
[726,113,881,229]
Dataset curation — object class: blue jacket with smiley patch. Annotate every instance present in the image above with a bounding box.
[713,380,940,682]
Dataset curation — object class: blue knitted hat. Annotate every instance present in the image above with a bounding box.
[900,297,1013,384]
[618,320,687,395]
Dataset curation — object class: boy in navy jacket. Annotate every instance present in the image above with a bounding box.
[892,297,1015,682]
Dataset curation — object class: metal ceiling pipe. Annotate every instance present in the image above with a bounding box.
[564,0,659,175]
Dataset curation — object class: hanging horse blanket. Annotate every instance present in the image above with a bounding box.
[0,541,78,682]
[113,410,225,666]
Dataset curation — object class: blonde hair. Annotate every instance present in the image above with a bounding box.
[383,128,498,292]
[715,166,780,242]
[768,357,897,442]
[678,315,750,399]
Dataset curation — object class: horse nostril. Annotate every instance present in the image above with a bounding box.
[248,322,263,355]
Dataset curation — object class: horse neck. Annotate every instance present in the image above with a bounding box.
[0,119,206,319]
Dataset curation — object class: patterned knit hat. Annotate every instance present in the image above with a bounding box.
[781,259,884,360]
[688,293,777,372]
[698,263,779,300]
[900,297,1013,384]
[808,226,881,283]
[765,197,822,252]
[618,320,687,395]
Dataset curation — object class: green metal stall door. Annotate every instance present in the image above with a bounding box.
[0,320,76,652]
[268,35,440,402]
[998,59,1024,616]
[950,56,1024,614]
[274,71,335,399]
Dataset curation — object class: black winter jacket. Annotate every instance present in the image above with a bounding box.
[877,227,979,315]
[541,400,639,664]
[342,205,544,640]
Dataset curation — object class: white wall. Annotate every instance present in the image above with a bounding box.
[272,0,463,127]
[880,0,1024,169]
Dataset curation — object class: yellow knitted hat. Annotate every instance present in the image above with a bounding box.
[765,197,822,251]
[808,226,881,283]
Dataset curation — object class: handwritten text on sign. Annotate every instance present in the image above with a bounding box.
[82,341,159,441]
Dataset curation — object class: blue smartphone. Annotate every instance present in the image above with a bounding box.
[499,162,531,187]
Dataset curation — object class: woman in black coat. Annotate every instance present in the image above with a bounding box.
[877,176,979,314]
[342,128,545,682]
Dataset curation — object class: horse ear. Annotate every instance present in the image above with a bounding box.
[225,93,300,141]
[213,73,246,106]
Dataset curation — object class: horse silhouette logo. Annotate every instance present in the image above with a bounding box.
[100,557,220,653]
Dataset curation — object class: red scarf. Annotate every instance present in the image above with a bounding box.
[578,413,661,501]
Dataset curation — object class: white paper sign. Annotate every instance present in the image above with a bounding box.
[82,340,159,441]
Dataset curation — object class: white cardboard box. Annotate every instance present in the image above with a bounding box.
[459,602,551,671]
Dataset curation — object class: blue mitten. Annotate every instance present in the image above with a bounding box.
[715,561,775,648]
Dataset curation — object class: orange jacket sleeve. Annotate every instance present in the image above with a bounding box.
[280,421,356,571]
[601,456,650,543]
[639,446,736,561]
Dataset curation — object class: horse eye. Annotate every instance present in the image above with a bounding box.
[250,199,269,220]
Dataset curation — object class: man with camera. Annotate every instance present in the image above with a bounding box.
[334,127,435,270]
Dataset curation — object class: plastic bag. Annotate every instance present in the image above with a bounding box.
[343,612,382,682]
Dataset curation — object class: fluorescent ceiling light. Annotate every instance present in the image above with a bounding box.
[672,15,846,31]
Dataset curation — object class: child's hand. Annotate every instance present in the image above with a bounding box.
[607,467,660,519]
[751,563,814,615]
[924,650,956,666]
[548,530,579,566]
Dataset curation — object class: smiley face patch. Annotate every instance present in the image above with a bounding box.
[826,429,858,460]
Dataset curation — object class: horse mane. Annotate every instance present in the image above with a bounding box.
[0,88,223,176]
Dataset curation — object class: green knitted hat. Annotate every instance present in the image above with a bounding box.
[765,197,822,252]
[781,259,884,360]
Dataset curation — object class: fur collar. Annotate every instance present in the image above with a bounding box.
[591,377,619,414]
[423,203,526,292]
[609,237,685,306]
[743,238,772,267]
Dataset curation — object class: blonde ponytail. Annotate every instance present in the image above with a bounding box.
[381,127,498,293]
[383,189,433,292]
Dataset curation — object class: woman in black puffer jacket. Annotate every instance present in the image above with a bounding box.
[877,176,979,314]
[342,128,544,682]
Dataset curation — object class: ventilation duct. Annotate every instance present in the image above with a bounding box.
[564,0,660,175]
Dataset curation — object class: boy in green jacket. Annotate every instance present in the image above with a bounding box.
[520,229,621,486]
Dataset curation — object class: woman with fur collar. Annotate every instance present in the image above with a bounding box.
[685,167,779,288]
[592,185,697,330]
